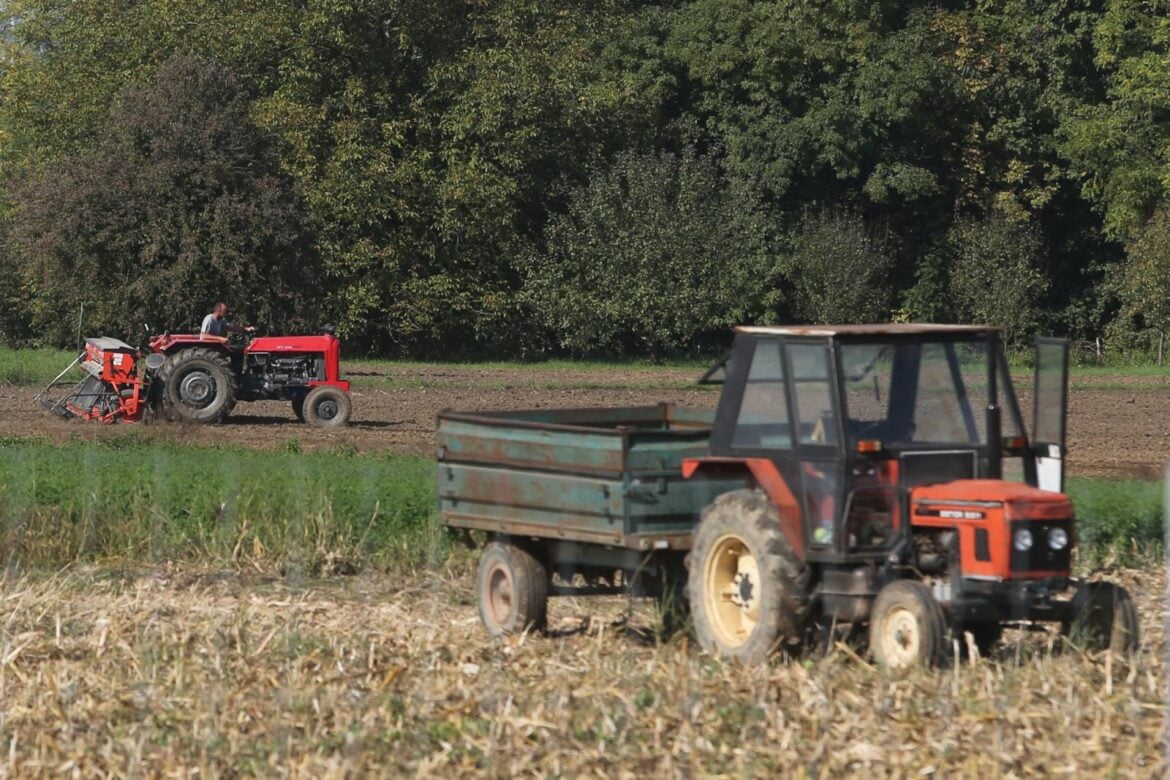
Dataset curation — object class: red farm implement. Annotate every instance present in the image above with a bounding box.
[35,337,161,423]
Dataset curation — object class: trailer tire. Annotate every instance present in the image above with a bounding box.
[869,580,947,669]
[303,385,351,427]
[1063,581,1139,655]
[688,490,810,665]
[157,347,237,424]
[477,541,549,637]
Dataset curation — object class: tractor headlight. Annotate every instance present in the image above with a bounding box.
[1047,527,1069,551]
[1012,528,1034,552]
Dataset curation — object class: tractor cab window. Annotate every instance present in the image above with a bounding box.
[788,343,839,447]
[913,342,986,444]
[732,339,792,449]
[841,339,989,448]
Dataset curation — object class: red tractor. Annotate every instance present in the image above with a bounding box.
[147,329,352,426]
[38,328,352,426]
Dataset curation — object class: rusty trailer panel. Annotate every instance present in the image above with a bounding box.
[436,404,747,550]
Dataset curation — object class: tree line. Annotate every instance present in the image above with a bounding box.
[0,0,1166,359]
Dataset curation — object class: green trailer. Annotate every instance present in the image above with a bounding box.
[437,403,743,635]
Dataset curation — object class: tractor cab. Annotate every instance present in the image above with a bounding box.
[705,325,1067,565]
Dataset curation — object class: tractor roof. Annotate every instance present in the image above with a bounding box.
[735,324,998,338]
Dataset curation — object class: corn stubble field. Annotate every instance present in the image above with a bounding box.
[0,358,1166,776]
[1,565,1163,777]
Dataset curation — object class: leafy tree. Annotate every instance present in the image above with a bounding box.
[1061,0,1170,238]
[1110,208,1170,345]
[945,216,1047,345]
[783,210,894,324]
[3,55,316,345]
[524,148,774,357]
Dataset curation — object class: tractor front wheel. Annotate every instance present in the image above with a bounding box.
[157,348,237,424]
[291,393,306,422]
[869,580,947,669]
[303,385,352,427]
[1063,581,1139,654]
[476,540,549,637]
[688,490,811,665]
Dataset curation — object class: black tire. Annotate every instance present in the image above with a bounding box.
[157,347,237,424]
[1063,581,1140,654]
[869,580,947,669]
[688,489,811,665]
[303,385,352,427]
[291,394,306,422]
[476,541,549,637]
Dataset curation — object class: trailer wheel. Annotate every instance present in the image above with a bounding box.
[688,490,810,665]
[869,580,947,669]
[476,541,548,637]
[1063,581,1139,654]
[303,385,351,427]
[157,347,237,424]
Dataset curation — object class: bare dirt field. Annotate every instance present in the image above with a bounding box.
[4,363,1170,478]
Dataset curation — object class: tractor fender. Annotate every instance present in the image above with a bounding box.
[682,457,805,558]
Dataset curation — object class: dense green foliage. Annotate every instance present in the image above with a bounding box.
[0,440,439,570]
[0,1,1167,357]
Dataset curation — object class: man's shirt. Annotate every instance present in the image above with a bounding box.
[201,314,228,337]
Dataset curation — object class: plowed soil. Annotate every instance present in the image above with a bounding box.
[4,363,1170,478]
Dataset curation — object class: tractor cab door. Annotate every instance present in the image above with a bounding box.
[1032,338,1070,493]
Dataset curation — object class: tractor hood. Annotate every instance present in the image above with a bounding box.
[246,334,339,353]
[913,480,1073,521]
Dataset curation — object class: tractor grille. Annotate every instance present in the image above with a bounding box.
[1009,520,1072,573]
[974,529,991,562]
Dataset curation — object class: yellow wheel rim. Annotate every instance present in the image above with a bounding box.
[877,605,920,668]
[703,533,761,648]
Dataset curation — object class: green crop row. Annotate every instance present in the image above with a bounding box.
[0,440,441,572]
[1065,477,1164,566]
[0,438,1160,572]
[0,346,81,387]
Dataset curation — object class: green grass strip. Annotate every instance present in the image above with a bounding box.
[1065,477,1163,566]
[0,346,81,386]
[0,440,441,572]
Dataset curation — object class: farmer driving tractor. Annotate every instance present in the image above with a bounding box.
[200,302,254,339]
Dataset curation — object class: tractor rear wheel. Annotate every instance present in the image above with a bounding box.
[476,540,549,637]
[157,348,237,424]
[1063,581,1139,654]
[303,385,351,427]
[688,490,811,665]
[869,580,947,669]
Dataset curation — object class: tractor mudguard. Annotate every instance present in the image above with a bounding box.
[683,457,805,558]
